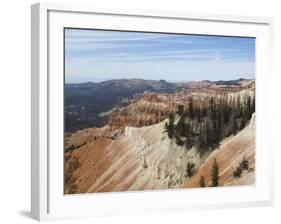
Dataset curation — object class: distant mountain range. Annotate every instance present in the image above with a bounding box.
[65,78,254,132]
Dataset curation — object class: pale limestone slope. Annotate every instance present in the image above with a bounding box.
[85,119,201,193]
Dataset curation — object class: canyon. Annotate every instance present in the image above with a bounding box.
[64,79,255,194]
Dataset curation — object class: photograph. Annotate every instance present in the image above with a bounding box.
[64,28,256,194]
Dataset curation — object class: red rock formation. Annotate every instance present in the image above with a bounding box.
[64,81,256,194]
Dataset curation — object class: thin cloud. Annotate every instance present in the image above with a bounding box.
[65,28,255,83]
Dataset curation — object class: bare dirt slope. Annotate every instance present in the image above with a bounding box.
[185,114,255,188]
[65,119,202,194]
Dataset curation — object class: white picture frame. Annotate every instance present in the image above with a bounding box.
[31,2,274,221]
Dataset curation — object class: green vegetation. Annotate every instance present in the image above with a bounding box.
[211,159,219,187]
[65,142,87,152]
[164,93,255,154]
[164,113,175,139]
[240,156,249,171]
[233,156,250,178]
[199,176,206,187]
[186,162,195,178]
[233,166,243,178]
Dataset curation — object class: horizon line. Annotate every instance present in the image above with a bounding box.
[65,77,255,84]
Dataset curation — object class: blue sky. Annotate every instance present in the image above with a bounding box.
[65,28,255,83]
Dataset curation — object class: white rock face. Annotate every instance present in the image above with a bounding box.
[250,113,255,131]
[124,119,201,189]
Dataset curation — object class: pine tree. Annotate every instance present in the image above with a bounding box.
[236,95,241,117]
[169,113,175,123]
[251,94,255,115]
[164,121,169,131]
[210,97,215,110]
[240,156,249,171]
[189,98,194,119]
[176,116,186,137]
[186,162,195,177]
[205,121,211,146]
[240,116,246,130]
[211,158,219,187]
[199,176,205,187]
[164,113,175,139]
[223,105,231,124]
[197,106,202,122]
[177,104,184,116]
[216,112,222,141]
[233,118,238,134]
[228,114,237,136]
[233,166,242,178]
[244,95,252,120]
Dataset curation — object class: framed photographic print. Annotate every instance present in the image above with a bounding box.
[31,2,274,221]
